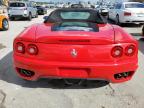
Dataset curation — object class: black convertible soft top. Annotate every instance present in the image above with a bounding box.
[44,8,107,24]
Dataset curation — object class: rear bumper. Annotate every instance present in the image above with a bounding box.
[120,16,144,24]
[37,10,44,14]
[13,55,138,83]
[8,14,28,18]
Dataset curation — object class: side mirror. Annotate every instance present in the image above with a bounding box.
[43,16,48,20]
[43,16,49,23]
[100,9,108,16]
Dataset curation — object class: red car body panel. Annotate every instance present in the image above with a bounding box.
[13,23,138,83]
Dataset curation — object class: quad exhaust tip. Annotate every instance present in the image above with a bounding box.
[114,72,133,80]
[17,68,35,77]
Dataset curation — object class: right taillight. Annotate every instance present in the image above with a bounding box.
[15,42,25,53]
[111,46,123,58]
[27,44,38,55]
[124,12,131,16]
[125,45,136,56]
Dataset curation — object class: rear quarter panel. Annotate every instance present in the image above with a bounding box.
[112,25,137,44]
[112,24,138,63]
[14,24,39,42]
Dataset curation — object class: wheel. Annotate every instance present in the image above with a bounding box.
[35,12,38,18]
[115,15,121,25]
[28,13,32,21]
[2,19,9,31]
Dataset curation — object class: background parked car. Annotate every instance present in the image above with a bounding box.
[36,6,47,15]
[108,2,144,25]
[71,4,84,8]
[56,4,64,8]
[63,4,70,8]
[99,8,109,18]
[8,1,38,21]
[0,14,9,31]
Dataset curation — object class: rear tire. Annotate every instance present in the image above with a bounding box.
[28,13,32,21]
[115,15,121,25]
[2,19,9,31]
[35,12,38,18]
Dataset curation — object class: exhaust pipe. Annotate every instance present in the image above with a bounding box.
[114,74,122,79]
[122,72,129,78]
[114,72,132,80]
[18,69,35,77]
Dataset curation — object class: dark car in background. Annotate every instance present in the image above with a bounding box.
[36,6,47,15]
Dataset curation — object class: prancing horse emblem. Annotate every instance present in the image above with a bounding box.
[71,49,77,57]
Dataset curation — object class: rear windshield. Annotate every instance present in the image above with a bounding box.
[52,22,99,32]
[125,3,144,8]
[46,9,107,24]
[60,12,90,20]
[9,3,25,7]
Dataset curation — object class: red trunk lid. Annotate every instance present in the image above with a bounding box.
[35,23,115,45]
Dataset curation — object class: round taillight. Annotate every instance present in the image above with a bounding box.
[15,42,25,53]
[27,44,38,55]
[111,46,123,58]
[125,45,136,56]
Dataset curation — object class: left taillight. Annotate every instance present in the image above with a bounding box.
[111,46,123,58]
[27,44,38,55]
[15,42,25,53]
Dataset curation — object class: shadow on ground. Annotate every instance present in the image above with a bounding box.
[0,52,109,89]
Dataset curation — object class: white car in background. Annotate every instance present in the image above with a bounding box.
[108,2,144,25]
[8,1,38,21]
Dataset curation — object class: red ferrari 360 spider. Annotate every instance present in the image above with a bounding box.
[13,8,138,83]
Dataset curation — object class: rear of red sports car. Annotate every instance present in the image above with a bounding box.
[13,9,138,83]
